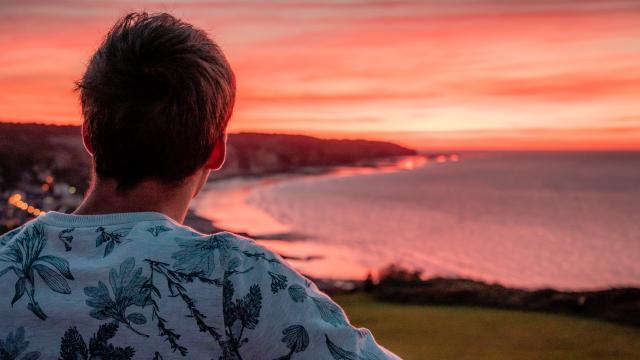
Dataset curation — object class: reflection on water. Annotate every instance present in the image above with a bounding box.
[327,155,428,177]
[196,152,640,289]
[255,240,370,280]
[190,155,430,279]
[192,155,430,236]
[240,152,640,289]
[191,176,293,235]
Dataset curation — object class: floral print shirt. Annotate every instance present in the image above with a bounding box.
[0,211,400,359]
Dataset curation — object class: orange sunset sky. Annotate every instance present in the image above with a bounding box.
[1,0,639,150]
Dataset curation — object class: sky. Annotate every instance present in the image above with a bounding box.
[1,0,639,150]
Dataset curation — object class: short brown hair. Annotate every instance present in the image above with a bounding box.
[77,12,235,191]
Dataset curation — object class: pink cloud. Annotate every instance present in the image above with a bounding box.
[0,0,639,149]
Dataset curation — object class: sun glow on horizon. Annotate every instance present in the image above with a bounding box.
[1,0,639,150]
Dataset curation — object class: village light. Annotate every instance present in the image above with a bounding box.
[6,193,46,216]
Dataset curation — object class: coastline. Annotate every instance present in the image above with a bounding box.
[188,154,430,239]
[183,153,640,327]
[187,154,431,281]
[186,204,640,328]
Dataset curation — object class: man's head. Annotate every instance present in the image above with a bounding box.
[77,12,235,192]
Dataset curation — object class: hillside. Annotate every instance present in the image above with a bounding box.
[0,123,416,192]
[220,132,416,178]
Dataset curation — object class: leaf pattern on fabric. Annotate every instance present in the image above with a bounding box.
[325,334,382,360]
[146,226,171,237]
[312,296,349,327]
[239,250,280,265]
[83,257,150,337]
[225,283,263,330]
[59,323,135,360]
[222,279,263,359]
[58,326,87,360]
[171,233,282,285]
[268,272,288,294]
[0,227,22,247]
[95,227,131,257]
[171,234,233,276]
[0,223,74,320]
[286,284,347,327]
[273,325,309,360]
[1,226,394,359]
[142,259,222,357]
[287,285,308,303]
[0,327,40,360]
[57,228,74,252]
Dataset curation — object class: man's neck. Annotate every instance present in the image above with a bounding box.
[73,177,195,224]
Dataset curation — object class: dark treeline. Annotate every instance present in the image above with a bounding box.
[368,264,640,327]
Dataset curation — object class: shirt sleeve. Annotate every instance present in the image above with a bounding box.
[218,232,401,359]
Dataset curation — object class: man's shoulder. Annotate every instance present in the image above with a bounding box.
[169,229,286,280]
[0,226,22,247]
[182,230,274,254]
[0,219,39,247]
[215,231,274,254]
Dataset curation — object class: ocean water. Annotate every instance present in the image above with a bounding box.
[194,152,640,290]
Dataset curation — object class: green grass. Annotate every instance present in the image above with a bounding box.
[334,293,640,360]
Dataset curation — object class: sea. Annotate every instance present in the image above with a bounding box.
[191,152,640,290]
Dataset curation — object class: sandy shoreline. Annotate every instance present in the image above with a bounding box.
[186,151,640,291]
[183,154,640,325]
[187,154,431,280]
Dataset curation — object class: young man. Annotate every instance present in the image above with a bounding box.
[0,12,399,359]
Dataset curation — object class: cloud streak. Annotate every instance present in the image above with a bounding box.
[0,0,639,149]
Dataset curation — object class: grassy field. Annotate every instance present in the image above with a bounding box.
[334,293,640,360]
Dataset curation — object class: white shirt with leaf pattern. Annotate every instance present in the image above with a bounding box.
[0,211,400,360]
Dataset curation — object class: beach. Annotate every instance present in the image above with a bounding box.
[191,151,640,290]
[190,155,429,281]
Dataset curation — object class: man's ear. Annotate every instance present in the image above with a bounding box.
[81,122,94,156]
[205,136,227,171]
